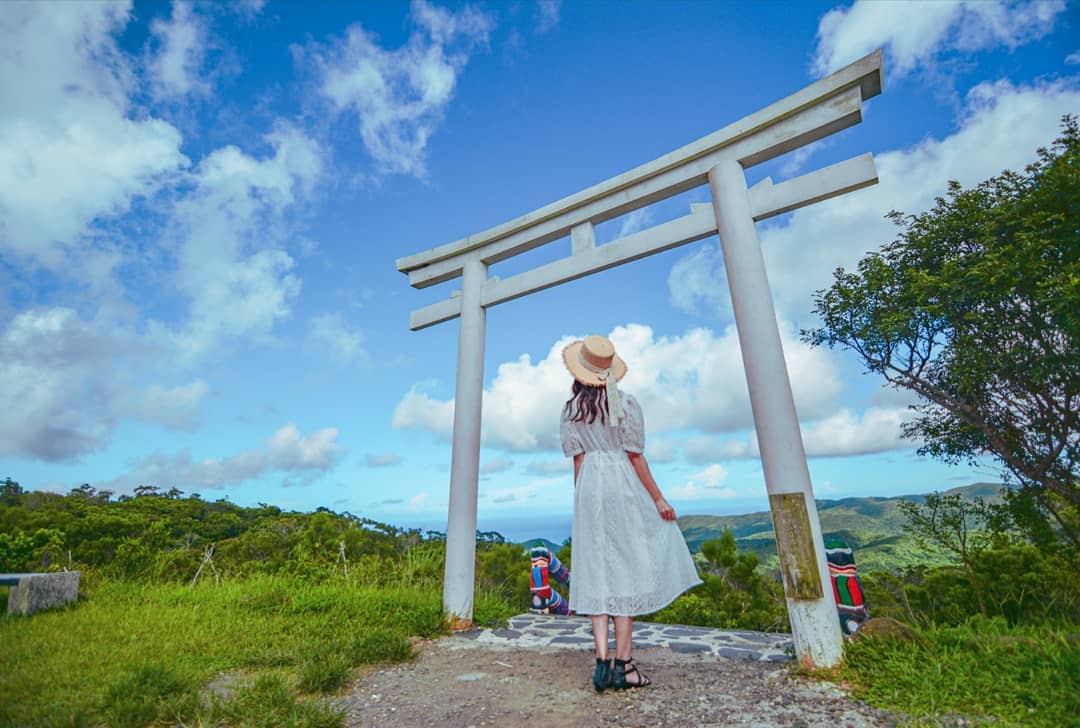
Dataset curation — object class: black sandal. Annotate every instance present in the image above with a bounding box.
[593,657,612,692]
[612,657,651,689]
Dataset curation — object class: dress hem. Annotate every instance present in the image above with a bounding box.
[570,578,704,618]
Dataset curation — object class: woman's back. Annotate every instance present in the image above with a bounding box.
[560,390,645,456]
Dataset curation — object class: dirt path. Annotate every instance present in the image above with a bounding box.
[336,635,899,727]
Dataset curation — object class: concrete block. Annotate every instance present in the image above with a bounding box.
[7,572,80,616]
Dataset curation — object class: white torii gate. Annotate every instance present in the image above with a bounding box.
[397,51,884,669]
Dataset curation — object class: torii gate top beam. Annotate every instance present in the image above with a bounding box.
[396,51,882,293]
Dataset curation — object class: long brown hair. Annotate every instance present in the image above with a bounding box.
[563,380,609,424]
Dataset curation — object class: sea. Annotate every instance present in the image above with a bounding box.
[394,513,574,545]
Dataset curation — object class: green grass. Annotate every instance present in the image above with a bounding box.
[835,617,1080,727]
[0,574,518,727]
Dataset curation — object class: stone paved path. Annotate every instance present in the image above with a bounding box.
[457,613,795,662]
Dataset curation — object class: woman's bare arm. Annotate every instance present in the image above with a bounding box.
[573,453,583,484]
[627,451,676,521]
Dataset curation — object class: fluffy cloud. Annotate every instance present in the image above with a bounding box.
[685,406,916,461]
[526,458,572,476]
[813,0,1065,79]
[392,323,843,453]
[669,79,1080,327]
[101,423,344,492]
[309,313,367,363]
[147,1,210,100]
[480,456,514,474]
[310,0,493,177]
[120,380,211,432]
[0,308,127,460]
[0,4,326,464]
[0,2,187,285]
[667,463,739,501]
[167,125,323,360]
[365,451,403,467]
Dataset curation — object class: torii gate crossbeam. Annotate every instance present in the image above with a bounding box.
[397,51,884,669]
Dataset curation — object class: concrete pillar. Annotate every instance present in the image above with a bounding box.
[443,257,487,625]
[708,159,843,668]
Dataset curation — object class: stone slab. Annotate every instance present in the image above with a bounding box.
[6,571,80,616]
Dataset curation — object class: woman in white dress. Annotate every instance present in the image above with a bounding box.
[560,335,702,692]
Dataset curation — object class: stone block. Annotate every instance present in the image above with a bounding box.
[6,572,80,616]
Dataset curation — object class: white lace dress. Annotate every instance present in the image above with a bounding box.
[561,391,702,616]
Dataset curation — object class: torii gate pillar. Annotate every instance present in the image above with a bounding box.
[444,258,487,624]
[709,160,842,667]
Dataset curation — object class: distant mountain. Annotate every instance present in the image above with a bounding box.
[677,483,1005,573]
[516,537,562,554]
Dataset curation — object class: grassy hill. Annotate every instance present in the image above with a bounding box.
[678,483,1004,573]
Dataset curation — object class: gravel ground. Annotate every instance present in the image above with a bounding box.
[336,635,900,728]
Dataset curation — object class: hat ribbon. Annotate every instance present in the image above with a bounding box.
[577,349,624,427]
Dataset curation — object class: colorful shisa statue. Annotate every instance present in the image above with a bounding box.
[825,539,870,636]
[529,546,571,615]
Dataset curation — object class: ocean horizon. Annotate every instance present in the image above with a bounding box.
[382,500,771,545]
[391,513,574,545]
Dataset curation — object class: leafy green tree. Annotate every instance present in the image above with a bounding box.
[803,117,1079,548]
[651,529,787,631]
[898,493,1012,617]
[1,477,23,506]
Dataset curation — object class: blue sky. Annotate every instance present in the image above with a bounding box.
[1,0,1076,540]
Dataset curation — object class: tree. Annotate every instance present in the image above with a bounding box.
[803,117,1079,548]
[898,494,1009,617]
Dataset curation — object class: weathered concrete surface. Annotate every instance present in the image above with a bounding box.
[4,571,80,616]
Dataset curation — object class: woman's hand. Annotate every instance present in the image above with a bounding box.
[655,497,676,521]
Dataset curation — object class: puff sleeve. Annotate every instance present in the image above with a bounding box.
[560,406,584,457]
[618,394,645,454]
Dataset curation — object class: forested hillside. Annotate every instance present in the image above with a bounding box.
[678,483,1004,572]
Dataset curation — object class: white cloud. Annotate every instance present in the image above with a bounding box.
[669,78,1080,327]
[167,126,323,360]
[667,463,738,501]
[536,1,561,33]
[392,323,843,453]
[0,2,187,286]
[0,3,325,465]
[309,313,367,362]
[483,478,565,506]
[667,243,731,317]
[0,308,125,460]
[391,380,456,439]
[526,458,572,476]
[1067,50,1080,65]
[685,434,755,464]
[100,423,344,492]
[610,207,654,241]
[813,0,1066,79]
[408,491,431,510]
[480,456,514,474]
[311,0,494,177]
[646,438,679,463]
[0,307,221,461]
[800,407,916,457]
[121,379,210,431]
[147,1,210,100]
[366,451,403,467]
[684,406,917,461]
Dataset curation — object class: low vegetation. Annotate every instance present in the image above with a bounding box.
[1,476,1077,726]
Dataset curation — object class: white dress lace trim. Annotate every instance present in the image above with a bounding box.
[560,392,702,616]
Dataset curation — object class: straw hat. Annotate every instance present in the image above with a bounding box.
[562,335,628,426]
[562,334,627,386]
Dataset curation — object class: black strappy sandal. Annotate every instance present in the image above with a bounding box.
[593,657,612,692]
[612,657,651,689]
